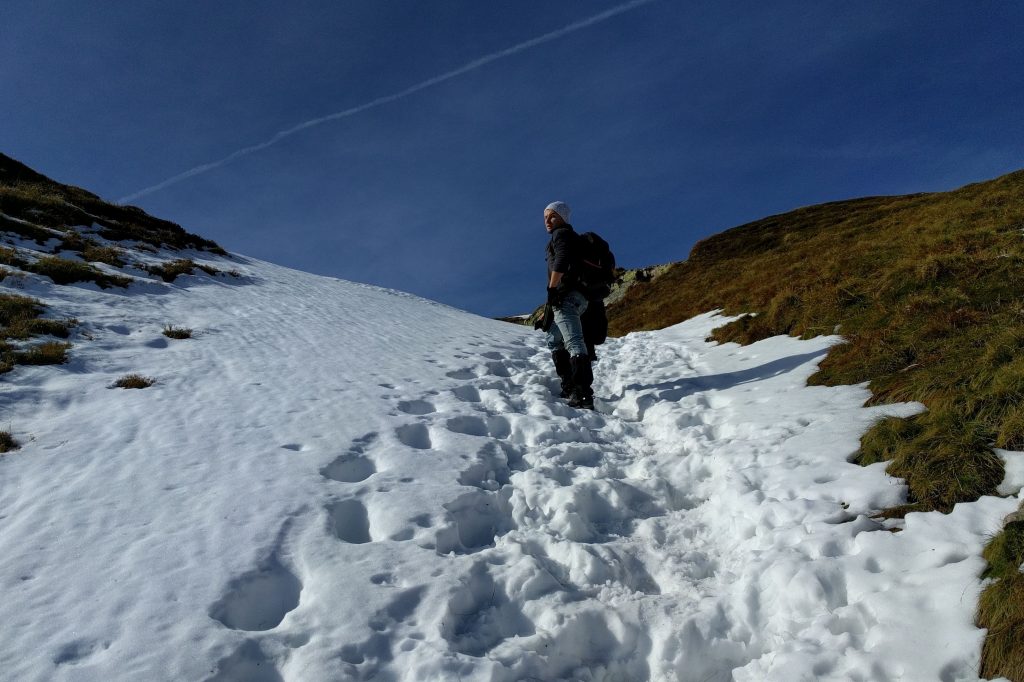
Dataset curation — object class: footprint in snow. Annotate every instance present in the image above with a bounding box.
[370,572,394,585]
[395,423,431,450]
[327,499,373,544]
[367,585,426,632]
[483,361,512,378]
[321,433,378,482]
[397,399,435,415]
[322,453,376,482]
[52,638,109,666]
[451,385,481,403]
[434,489,514,555]
[209,553,302,631]
[457,441,513,491]
[445,414,511,440]
[441,561,534,657]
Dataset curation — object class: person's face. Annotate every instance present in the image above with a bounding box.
[544,209,564,233]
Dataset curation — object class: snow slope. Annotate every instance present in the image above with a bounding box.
[1,253,1022,681]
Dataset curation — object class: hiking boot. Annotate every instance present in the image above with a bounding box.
[568,391,595,410]
[569,354,594,408]
[551,349,573,398]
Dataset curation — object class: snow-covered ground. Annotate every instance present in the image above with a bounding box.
[2,253,1023,681]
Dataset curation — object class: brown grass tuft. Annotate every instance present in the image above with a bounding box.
[111,374,155,389]
[28,255,131,288]
[162,325,193,339]
[15,341,70,366]
[0,430,19,453]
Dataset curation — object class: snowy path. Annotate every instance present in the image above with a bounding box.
[2,256,1021,681]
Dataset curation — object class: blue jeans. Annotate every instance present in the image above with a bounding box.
[546,290,589,357]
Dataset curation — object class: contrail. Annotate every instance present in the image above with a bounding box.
[118,0,657,203]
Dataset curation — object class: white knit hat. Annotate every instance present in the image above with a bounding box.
[544,201,571,223]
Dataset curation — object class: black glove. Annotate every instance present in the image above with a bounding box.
[546,287,561,307]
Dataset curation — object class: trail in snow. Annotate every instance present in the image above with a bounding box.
[2,248,1023,681]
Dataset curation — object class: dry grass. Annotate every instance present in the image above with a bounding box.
[15,341,70,366]
[606,169,1024,676]
[0,246,27,268]
[146,259,202,282]
[28,255,131,288]
[0,430,18,453]
[978,519,1024,680]
[610,172,1024,513]
[1,152,226,254]
[111,374,155,389]
[80,242,126,267]
[0,293,43,332]
[0,293,76,373]
[162,325,193,339]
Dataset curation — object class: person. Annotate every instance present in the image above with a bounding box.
[543,201,595,410]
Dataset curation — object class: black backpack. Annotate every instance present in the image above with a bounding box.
[575,231,616,300]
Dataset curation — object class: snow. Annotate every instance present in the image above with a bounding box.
[1,253,1021,681]
[995,448,1024,498]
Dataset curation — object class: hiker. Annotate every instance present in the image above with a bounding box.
[542,201,595,410]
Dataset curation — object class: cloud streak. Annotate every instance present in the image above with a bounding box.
[118,0,658,204]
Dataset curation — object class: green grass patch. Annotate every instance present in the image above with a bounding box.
[0,430,18,453]
[28,255,131,288]
[162,325,193,339]
[111,373,155,389]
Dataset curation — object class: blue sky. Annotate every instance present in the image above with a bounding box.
[4,1,1023,316]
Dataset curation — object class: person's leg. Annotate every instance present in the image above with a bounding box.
[551,348,572,397]
[569,354,594,408]
[546,322,573,398]
[552,292,588,358]
[553,293,594,408]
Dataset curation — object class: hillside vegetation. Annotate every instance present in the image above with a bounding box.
[0,153,230,377]
[608,169,1024,679]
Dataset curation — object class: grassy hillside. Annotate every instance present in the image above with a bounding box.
[0,153,231,382]
[608,169,1024,679]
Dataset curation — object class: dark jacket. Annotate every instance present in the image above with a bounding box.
[546,224,579,292]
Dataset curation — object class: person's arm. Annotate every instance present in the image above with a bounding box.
[548,231,570,289]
